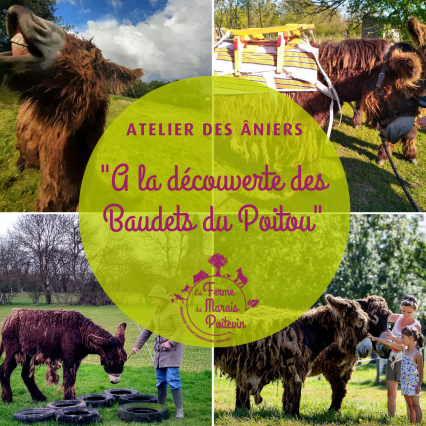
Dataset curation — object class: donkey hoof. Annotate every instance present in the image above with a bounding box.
[410,159,418,165]
[377,159,386,166]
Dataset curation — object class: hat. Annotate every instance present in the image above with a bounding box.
[148,285,169,301]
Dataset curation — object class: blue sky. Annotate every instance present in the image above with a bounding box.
[55,0,212,82]
[57,0,169,29]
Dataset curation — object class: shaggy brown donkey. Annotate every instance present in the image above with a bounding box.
[285,17,426,165]
[309,296,392,412]
[0,6,143,211]
[0,309,127,402]
[215,295,372,417]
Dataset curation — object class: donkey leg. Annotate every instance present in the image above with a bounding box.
[0,354,17,402]
[21,355,46,402]
[235,383,251,410]
[377,141,395,165]
[322,361,348,412]
[401,126,418,165]
[62,360,81,400]
[282,378,303,417]
[352,101,363,129]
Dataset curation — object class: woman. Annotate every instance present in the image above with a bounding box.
[132,285,186,419]
[382,295,421,418]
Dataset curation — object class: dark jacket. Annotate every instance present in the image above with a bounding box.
[134,301,185,368]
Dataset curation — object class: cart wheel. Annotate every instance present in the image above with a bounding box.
[117,402,169,423]
[77,393,114,407]
[13,408,55,424]
[55,407,100,425]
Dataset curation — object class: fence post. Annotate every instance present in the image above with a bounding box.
[375,355,380,385]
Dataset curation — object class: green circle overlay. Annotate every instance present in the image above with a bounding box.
[79,76,350,348]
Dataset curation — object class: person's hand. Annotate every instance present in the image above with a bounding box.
[383,331,394,340]
[132,347,139,354]
[161,342,172,349]
[367,333,377,341]
[416,383,421,394]
[417,116,426,130]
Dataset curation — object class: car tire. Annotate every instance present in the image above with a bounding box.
[103,388,139,401]
[13,408,55,424]
[117,403,169,423]
[46,400,87,410]
[77,393,114,408]
[55,407,100,425]
[118,394,158,405]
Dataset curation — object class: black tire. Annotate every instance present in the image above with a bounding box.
[119,394,157,405]
[77,393,114,408]
[46,400,87,410]
[55,407,100,425]
[13,408,55,424]
[103,388,139,401]
[117,403,169,423]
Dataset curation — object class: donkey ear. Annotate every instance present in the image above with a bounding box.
[407,17,426,47]
[105,61,143,95]
[326,294,354,318]
[88,334,108,347]
[355,299,368,311]
[388,48,423,90]
[115,322,127,345]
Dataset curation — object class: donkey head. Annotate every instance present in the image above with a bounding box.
[356,295,392,358]
[0,6,143,123]
[362,41,425,143]
[88,323,127,384]
[325,294,372,358]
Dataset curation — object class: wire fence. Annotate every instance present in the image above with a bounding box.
[84,321,212,372]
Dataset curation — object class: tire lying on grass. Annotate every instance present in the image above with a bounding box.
[55,407,100,425]
[119,394,157,405]
[46,400,87,410]
[117,403,169,423]
[13,408,55,424]
[77,393,114,408]
[103,388,139,401]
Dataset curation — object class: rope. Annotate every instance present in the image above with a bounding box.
[136,322,154,362]
[378,130,422,212]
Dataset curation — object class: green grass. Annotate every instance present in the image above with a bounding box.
[215,363,426,425]
[1,364,211,426]
[1,89,425,212]
[0,296,212,424]
[331,104,426,211]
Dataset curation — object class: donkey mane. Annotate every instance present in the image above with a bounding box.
[313,38,390,73]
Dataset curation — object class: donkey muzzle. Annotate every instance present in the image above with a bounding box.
[109,374,121,384]
[355,337,373,358]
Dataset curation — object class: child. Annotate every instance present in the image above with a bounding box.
[368,326,424,424]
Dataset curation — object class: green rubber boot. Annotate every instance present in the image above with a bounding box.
[157,386,168,405]
[171,388,184,419]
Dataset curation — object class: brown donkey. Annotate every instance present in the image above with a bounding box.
[0,6,143,211]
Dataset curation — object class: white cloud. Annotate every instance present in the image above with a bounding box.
[108,0,123,11]
[78,0,212,81]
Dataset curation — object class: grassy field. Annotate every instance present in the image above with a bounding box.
[0,295,212,424]
[0,364,211,426]
[215,363,426,425]
[1,88,425,212]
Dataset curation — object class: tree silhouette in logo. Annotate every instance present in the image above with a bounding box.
[208,253,228,277]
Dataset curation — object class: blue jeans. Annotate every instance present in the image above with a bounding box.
[155,367,182,390]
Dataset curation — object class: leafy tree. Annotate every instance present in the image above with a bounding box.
[209,254,228,276]
[0,0,73,53]
[120,80,169,99]
[316,215,426,316]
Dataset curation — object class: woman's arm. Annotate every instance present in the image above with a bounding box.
[415,352,423,393]
[389,313,400,323]
[367,333,405,351]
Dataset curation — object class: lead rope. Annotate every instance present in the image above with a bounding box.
[378,129,421,212]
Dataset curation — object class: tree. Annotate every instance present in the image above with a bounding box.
[316,215,426,315]
[209,253,228,276]
[284,0,426,42]
[0,0,73,53]
[11,214,68,304]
